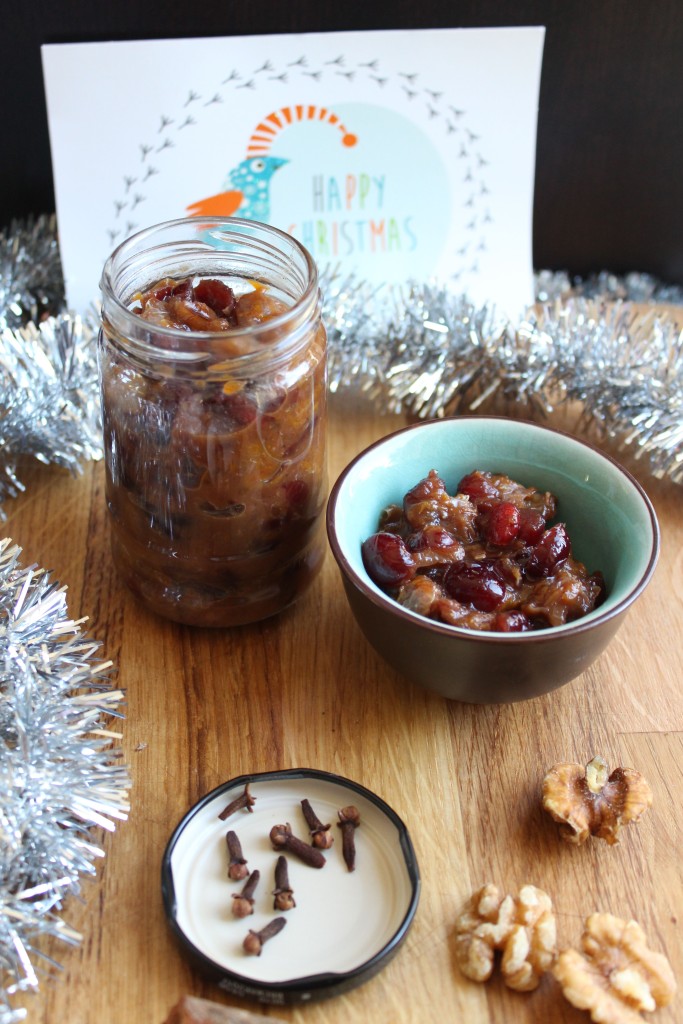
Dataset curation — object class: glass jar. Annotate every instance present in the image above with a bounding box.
[98,217,327,627]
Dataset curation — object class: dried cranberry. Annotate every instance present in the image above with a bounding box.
[525,523,571,578]
[419,565,449,584]
[212,390,258,429]
[517,508,547,545]
[443,561,506,612]
[283,478,310,513]
[159,379,194,406]
[407,526,457,553]
[172,389,257,465]
[456,470,500,509]
[480,501,520,546]
[487,556,520,587]
[193,278,238,323]
[171,278,194,300]
[493,610,533,632]
[362,533,417,589]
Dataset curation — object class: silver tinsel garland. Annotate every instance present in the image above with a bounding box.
[0,217,64,331]
[0,539,129,1023]
[0,313,103,516]
[322,273,683,484]
[1,217,682,520]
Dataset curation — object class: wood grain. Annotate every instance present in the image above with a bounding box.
[3,393,681,1024]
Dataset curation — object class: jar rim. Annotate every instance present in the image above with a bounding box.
[99,216,320,353]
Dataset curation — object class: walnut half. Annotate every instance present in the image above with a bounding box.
[542,755,653,845]
[553,913,676,1023]
[454,882,557,991]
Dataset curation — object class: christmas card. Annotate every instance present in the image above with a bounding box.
[42,27,545,317]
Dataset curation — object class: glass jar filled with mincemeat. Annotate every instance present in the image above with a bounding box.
[98,217,327,626]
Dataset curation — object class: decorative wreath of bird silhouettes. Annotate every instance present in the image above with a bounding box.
[186,105,358,222]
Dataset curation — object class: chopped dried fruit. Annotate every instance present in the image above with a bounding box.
[443,561,506,612]
[526,523,571,578]
[553,913,676,1023]
[457,469,557,520]
[542,756,653,844]
[396,575,442,617]
[100,269,327,627]
[493,610,533,632]
[361,532,417,588]
[403,469,478,540]
[362,468,604,632]
[454,882,556,991]
[518,507,547,544]
[193,277,238,322]
[407,525,464,571]
[457,470,501,509]
[479,501,521,546]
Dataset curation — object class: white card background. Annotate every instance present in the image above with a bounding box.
[42,27,544,318]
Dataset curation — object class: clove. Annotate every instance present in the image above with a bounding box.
[231,869,260,918]
[218,782,256,821]
[272,855,296,911]
[301,798,334,849]
[243,916,287,956]
[269,823,326,868]
[337,805,361,872]
[225,830,249,881]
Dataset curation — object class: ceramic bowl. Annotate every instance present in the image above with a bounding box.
[326,417,659,703]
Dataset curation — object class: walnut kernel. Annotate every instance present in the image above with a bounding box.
[454,882,557,991]
[542,755,652,845]
[553,913,676,1023]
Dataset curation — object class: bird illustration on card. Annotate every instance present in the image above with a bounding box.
[186,105,358,223]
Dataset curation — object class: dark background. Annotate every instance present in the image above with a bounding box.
[5,0,683,283]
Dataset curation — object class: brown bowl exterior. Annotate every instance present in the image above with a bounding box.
[327,417,660,704]
[339,575,626,703]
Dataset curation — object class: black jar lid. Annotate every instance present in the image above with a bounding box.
[161,768,420,1005]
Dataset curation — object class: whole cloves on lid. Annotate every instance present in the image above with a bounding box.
[218,782,256,821]
[301,798,334,849]
[272,855,296,911]
[231,869,260,918]
[269,823,326,868]
[337,805,361,872]
[226,830,249,881]
[243,916,287,956]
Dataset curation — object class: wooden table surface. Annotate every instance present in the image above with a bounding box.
[5,392,682,1024]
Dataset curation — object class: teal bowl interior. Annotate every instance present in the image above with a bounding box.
[330,417,659,635]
